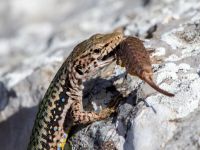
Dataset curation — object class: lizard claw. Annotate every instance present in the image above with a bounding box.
[99,107,116,119]
[98,95,124,119]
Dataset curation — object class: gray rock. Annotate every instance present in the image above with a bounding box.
[1,0,200,150]
[164,109,200,150]
[0,82,16,111]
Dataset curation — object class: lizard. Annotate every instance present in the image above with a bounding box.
[66,36,174,149]
[27,32,124,150]
[65,36,174,149]
[116,36,174,97]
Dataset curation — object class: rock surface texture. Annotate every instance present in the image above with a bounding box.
[0,0,200,150]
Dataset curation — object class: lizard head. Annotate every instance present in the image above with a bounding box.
[87,32,123,63]
[86,32,123,67]
[72,32,124,77]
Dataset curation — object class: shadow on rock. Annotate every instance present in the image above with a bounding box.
[0,106,38,150]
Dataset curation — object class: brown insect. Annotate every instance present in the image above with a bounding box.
[116,36,174,97]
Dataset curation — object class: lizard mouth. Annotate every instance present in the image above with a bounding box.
[102,44,120,61]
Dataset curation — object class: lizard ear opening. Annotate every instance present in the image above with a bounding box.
[75,65,83,75]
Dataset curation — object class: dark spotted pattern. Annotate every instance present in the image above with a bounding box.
[28,65,76,150]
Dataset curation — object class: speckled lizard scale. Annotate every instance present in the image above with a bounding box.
[27,32,123,150]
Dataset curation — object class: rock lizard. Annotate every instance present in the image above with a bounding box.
[27,32,124,150]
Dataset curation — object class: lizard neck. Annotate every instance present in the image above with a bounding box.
[66,62,84,97]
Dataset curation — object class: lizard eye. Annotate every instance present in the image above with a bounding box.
[94,49,101,53]
[75,65,83,75]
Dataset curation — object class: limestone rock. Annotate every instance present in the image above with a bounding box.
[0,0,200,150]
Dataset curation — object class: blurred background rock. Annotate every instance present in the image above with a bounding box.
[0,0,200,150]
